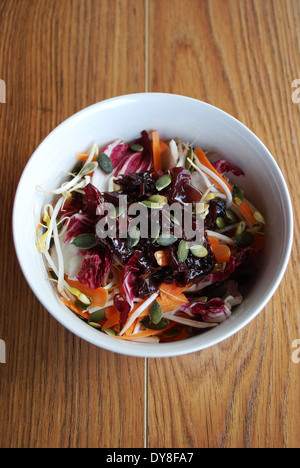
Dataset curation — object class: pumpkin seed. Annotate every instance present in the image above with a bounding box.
[139,200,165,210]
[216,217,226,229]
[194,202,209,215]
[190,245,208,258]
[104,328,117,336]
[149,300,163,325]
[108,205,126,219]
[151,224,161,243]
[225,209,238,224]
[156,234,177,246]
[88,322,102,330]
[253,211,266,224]
[71,233,98,250]
[232,185,244,206]
[148,195,168,205]
[156,174,172,191]
[169,212,181,226]
[75,299,89,310]
[89,309,106,324]
[97,153,113,174]
[127,226,141,249]
[130,143,144,152]
[235,221,246,237]
[79,161,98,177]
[235,232,254,248]
[140,317,169,330]
[185,147,195,172]
[177,240,189,262]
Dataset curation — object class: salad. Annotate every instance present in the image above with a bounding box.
[36,130,265,343]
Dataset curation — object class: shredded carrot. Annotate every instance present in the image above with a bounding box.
[208,236,231,263]
[60,297,90,320]
[102,306,120,331]
[66,277,108,308]
[194,147,257,226]
[152,131,162,171]
[76,153,97,161]
[114,323,175,340]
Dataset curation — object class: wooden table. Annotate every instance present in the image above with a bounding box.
[0,0,299,448]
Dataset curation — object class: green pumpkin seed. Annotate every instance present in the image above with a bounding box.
[169,213,181,226]
[156,234,177,246]
[185,147,195,173]
[149,300,163,325]
[79,161,98,177]
[127,226,141,249]
[235,232,254,248]
[97,153,113,174]
[156,174,172,192]
[130,143,144,152]
[235,221,246,237]
[75,299,89,310]
[140,317,169,330]
[71,233,98,249]
[232,185,244,206]
[225,209,238,224]
[89,309,106,324]
[104,328,117,336]
[139,200,165,210]
[108,205,126,219]
[216,217,226,229]
[151,224,161,243]
[190,245,208,258]
[88,322,102,330]
[177,240,189,262]
[148,195,168,205]
[253,211,266,224]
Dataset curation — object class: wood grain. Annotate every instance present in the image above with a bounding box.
[1,0,299,449]
[148,0,300,448]
[0,0,146,448]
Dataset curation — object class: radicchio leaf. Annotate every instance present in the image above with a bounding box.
[113,293,131,330]
[195,247,260,291]
[105,131,153,176]
[76,247,112,290]
[212,159,244,177]
[180,297,231,323]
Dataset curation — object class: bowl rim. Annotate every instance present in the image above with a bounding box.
[12,92,294,358]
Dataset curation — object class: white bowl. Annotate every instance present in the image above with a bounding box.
[13,93,293,358]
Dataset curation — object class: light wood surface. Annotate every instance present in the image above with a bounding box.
[0,0,299,448]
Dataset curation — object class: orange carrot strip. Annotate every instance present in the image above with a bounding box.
[194,147,257,226]
[76,153,97,161]
[102,306,120,331]
[60,297,90,320]
[66,277,108,308]
[152,131,162,171]
[208,236,231,263]
[114,323,175,340]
